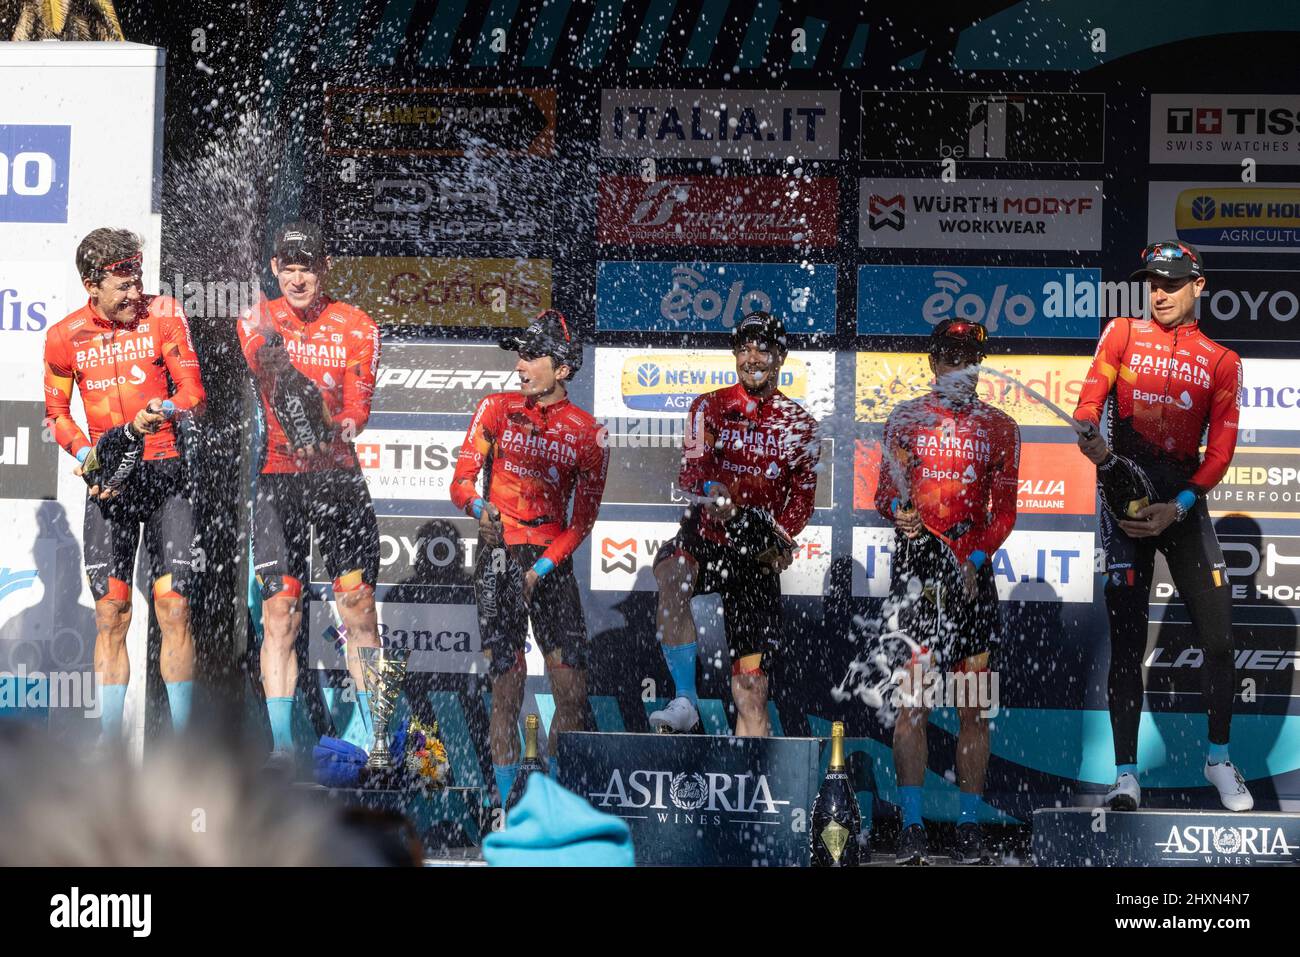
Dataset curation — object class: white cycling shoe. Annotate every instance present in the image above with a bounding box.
[1204,760,1254,812]
[1105,772,1141,811]
[649,696,700,733]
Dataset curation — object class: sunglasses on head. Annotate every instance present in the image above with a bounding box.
[100,252,143,276]
[1142,242,1195,263]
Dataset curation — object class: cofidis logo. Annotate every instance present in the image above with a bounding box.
[0,125,71,224]
[1175,186,1300,249]
[620,352,811,412]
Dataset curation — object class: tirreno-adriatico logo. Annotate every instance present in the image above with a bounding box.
[1154,823,1300,864]
[588,768,792,825]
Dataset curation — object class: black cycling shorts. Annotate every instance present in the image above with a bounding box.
[252,466,380,599]
[83,458,196,601]
[653,514,783,672]
[474,543,588,677]
[888,530,998,670]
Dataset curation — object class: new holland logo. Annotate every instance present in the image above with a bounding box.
[601,538,637,574]
[1154,824,1299,862]
[868,193,905,231]
[637,364,660,388]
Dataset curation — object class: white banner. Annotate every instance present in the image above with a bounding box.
[589,520,832,596]
[600,89,840,159]
[1240,358,1300,430]
[851,527,1095,603]
[309,600,487,674]
[355,428,465,500]
[1149,94,1300,165]
[859,178,1103,250]
[0,43,166,753]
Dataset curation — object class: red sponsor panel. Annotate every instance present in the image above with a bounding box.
[853,439,883,510]
[1016,442,1096,514]
[855,438,1095,515]
[597,175,838,246]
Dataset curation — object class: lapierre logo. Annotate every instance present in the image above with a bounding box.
[588,768,792,826]
[50,886,151,937]
[1154,825,1299,865]
[0,125,71,223]
[377,367,519,392]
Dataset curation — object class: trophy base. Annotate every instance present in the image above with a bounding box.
[358,765,406,791]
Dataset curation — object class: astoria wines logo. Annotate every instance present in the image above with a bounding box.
[1153,824,1299,864]
[588,768,792,823]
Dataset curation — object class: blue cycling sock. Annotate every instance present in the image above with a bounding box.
[164,680,193,732]
[1116,763,1138,779]
[494,763,519,804]
[548,752,559,781]
[661,642,698,707]
[342,691,373,749]
[900,786,924,828]
[266,696,294,752]
[1208,742,1230,766]
[100,683,127,739]
[959,790,981,824]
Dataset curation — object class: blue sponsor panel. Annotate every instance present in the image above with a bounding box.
[598,260,837,334]
[0,125,71,224]
[857,265,1102,338]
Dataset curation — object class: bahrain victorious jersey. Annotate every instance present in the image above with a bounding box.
[875,392,1021,565]
[451,392,609,567]
[44,296,205,461]
[238,296,380,474]
[679,383,821,546]
[1074,316,1242,492]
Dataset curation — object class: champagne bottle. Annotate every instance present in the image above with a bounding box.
[505,714,547,812]
[810,722,862,867]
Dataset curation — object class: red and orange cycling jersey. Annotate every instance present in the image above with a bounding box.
[678,383,821,546]
[1074,316,1241,492]
[237,295,380,474]
[43,295,205,461]
[875,392,1021,565]
[450,392,609,568]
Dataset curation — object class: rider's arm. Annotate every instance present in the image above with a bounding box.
[539,425,610,570]
[678,393,716,496]
[450,395,498,517]
[775,416,820,538]
[337,313,380,439]
[1074,316,1130,426]
[873,410,905,522]
[965,418,1021,567]
[1188,349,1242,494]
[158,301,206,413]
[43,326,90,459]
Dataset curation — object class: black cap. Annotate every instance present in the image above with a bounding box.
[929,317,989,360]
[731,311,787,352]
[274,221,326,268]
[1130,240,1204,282]
[500,309,582,376]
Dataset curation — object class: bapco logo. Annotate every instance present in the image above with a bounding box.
[868,193,905,231]
[1191,195,1217,221]
[637,364,660,388]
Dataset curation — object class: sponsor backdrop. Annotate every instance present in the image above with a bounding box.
[20,5,1300,827]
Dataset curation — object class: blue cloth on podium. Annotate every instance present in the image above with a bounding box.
[312,735,368,788]
[483,775,634,867]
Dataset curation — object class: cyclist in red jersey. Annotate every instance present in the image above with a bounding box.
[874,319,1019,865]
[650,312,821,737]
[1074,241,1251,813]
[450,310,608,804]
[43,228,206,742]
[236,222,382,771]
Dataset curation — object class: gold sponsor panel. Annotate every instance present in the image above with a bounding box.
[854,352,1093,427]
[328,257,551,327]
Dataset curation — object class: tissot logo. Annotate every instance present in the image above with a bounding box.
[1154,825,1298,862]
[587,768,792,817]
